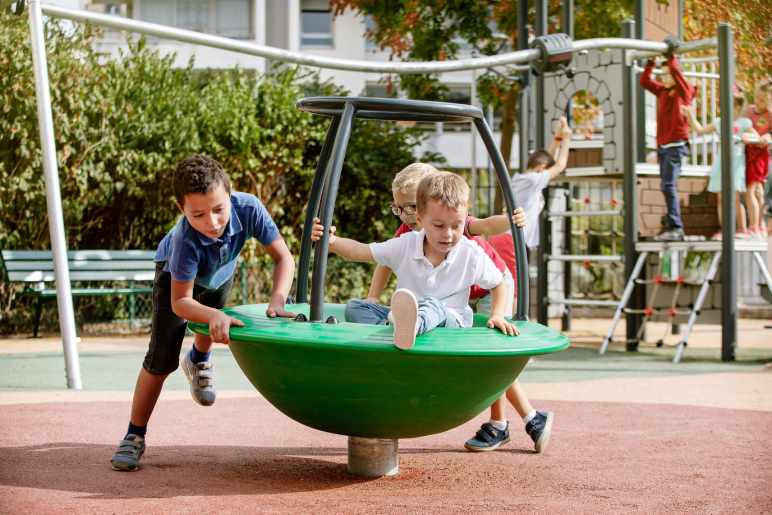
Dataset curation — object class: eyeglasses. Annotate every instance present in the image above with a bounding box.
[391,204,417,216]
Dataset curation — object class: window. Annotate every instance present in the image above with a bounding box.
[136,0,252,39]
[302,0,333,48]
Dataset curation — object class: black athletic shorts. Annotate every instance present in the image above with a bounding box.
[142,263,234,375]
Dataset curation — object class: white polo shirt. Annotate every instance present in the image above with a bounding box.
[369,230,504,327]
[511,171,551,248]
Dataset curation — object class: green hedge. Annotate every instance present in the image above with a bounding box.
[0,13,439,333]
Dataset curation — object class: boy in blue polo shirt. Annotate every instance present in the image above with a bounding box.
[110,154,296,472]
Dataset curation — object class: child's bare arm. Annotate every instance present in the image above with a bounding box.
[262,237,296,318]
[467,208,526,236]
[171,279,244,344]
[680,105,714,135]
[310,218,375,263]
[545,119,573,179]
[486,283,519,336]
[366,265,392,302]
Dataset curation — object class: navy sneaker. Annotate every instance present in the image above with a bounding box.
[525,411,554,453]
[464,422,510,452]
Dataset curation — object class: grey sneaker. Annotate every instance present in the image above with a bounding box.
[654,228,685,241]
[525,411,554,453]
[181,351,216,406]
[110,434,145,471]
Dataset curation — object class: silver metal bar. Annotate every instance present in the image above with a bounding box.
[632,66,719,80]
[673,251,721,363]
[751,251,772,296]
[546,254,623,263]
[701,62,708,166]
[548,298,620,307]
[628,37,718,59]
[29,0,82,389]
[41,4,717,73]
[710,61,717,164]
[547,210,621,217]
[600,251,649,354]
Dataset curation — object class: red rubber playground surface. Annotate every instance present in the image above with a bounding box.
[1,320,771,514]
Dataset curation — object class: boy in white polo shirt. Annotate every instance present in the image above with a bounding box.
[311,171,517,348]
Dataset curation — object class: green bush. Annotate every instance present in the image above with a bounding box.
[0,13,438,333]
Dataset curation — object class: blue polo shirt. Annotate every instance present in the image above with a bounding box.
[155,191,280,289]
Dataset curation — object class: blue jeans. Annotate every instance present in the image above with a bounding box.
[657,144,689,229]
[345,297,461,334]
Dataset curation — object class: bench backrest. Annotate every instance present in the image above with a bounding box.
[1,250,157,283]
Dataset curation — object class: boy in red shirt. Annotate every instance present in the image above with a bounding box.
[640,39,696,241]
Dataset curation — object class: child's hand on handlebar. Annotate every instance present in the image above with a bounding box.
[310,217,337,244]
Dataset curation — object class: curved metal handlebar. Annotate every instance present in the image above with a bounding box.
[40,4,717,74]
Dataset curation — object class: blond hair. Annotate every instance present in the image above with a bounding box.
[416,171,469,214]
[392,162,438,196]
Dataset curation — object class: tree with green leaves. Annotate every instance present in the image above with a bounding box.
[332,0,634,210]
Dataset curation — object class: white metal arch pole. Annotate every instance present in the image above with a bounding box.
[28,0,83,389]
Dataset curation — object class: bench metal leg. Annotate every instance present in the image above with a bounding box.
[128,281,136,331]
[33,297,44,338]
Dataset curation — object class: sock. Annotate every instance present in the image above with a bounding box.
[126,422,146,439]
[489,419,507,431]
[190,345,211,364]
[523,410,537,425]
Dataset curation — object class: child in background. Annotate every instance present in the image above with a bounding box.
[744,79,772,239]
[681,88,757,239]
[488,116,572,264]
[640,41,696,241]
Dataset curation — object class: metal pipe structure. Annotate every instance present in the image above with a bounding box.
[475,119,530,320]
[296,115,340,303]
[28,0,82,389]
[718,23,736,361]
[548,210,622,217]
[634,0,646,162]
[562,0,575,39]
[517,0,529,176]
[310,103,355,321]
[560,0,573,330]
[546,255,624,263]
[622,20,643,352]
[535,0,549,325]
[40,4,715,75]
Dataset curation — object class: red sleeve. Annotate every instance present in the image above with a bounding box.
[640,60,664,95]
[394,223,411,237]
[667,56,695,103]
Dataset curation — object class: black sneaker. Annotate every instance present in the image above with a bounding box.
[654,227,685,241]
[464,422,510,452]
[110,434,145,471]
[525,411,554,453]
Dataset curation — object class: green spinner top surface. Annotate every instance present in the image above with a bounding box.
[188,303,570,357]
[189,303,569,438]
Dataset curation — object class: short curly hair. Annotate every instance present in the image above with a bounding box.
[173,154,231,206]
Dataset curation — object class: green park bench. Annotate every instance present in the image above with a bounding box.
[0,250,156,337]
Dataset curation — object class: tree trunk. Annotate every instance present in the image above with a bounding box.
[494,86,519,215]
